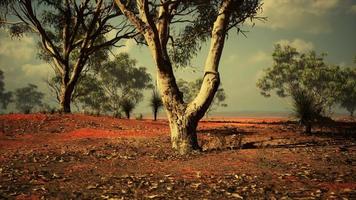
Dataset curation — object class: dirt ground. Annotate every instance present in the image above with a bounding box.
[0,113,355,199]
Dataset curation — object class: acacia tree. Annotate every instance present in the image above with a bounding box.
[0,70,12,112]
[257,45,341,133]
[0,0,135,112]
[114,0,261,154]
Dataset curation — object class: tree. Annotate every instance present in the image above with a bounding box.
[75,74,108,113]
[150,88,163,121]
[120,97,135,119]
[114,0,262,154]
[98,53,153,114]
[14,84,44,113]
[46,53,152,115]
[1,0,135,113]
[257,44,340,132]
[0,70,12,111]
[177,78,227,117]
[337,67,356,117]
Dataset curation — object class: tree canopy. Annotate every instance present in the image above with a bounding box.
[257,44,340,116]
[337,66,356,117]
[257,44,345,132]
[14,84,44,113]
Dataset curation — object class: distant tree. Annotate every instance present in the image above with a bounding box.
[0,0,135,113]
[150,88,163,121]
[14,84,44,113]
[45,53,152,115]
[75,74,108,113]
[120,97,135,119]
[257,44,340,133]
[98,53,153,114]
[0,70,12,111]
[337,67,356,117]
[177,78,227,117]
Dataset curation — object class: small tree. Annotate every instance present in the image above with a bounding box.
[121,97,135,119]
[257,44,340,133]
[0,70,12,111]
[150,89,163,121]
[14,84,44,113]
[337,67,356,117]
[291,88,323,133]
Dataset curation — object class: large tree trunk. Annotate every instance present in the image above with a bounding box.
[59,84,74,113]
[168,113,200,154]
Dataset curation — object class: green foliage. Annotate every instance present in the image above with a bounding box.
[337,66,356,117]
[0,70,13,110]
[165,0,263,68]
[177,78,227,115]
[257,44,340,118]
[98,53,153,114]
[149,89,163,121]
[75,74,108,113]
[47,53,152,116]
[14,84,44,113]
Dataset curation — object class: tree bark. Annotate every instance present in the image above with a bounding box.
[59,84,74,113]
[153,109,157,121]
[168,113,200,154]
[305,124,312,134]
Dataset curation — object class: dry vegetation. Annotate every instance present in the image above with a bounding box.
[0,113,355,199]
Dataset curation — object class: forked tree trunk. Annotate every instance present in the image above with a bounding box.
[158,70,220,154]
[115,0,233,154]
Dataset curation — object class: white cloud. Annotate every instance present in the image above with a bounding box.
[276,39,314,52]
[0,35,36,60]
[256,0,340,33]
[21,63,53,80]
[248,51,270,64]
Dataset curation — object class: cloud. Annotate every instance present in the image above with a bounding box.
[248,51,270,64]
[256,0,340,33]
[21,63,53,79]
[276,39,314,52]
[0,35,37,60]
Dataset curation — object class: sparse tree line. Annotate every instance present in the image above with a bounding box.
[257,45,356,133]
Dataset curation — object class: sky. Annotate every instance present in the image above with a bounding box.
[0,0,356,116]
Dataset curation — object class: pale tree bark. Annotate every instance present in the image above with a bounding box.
[115,0,234,154]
